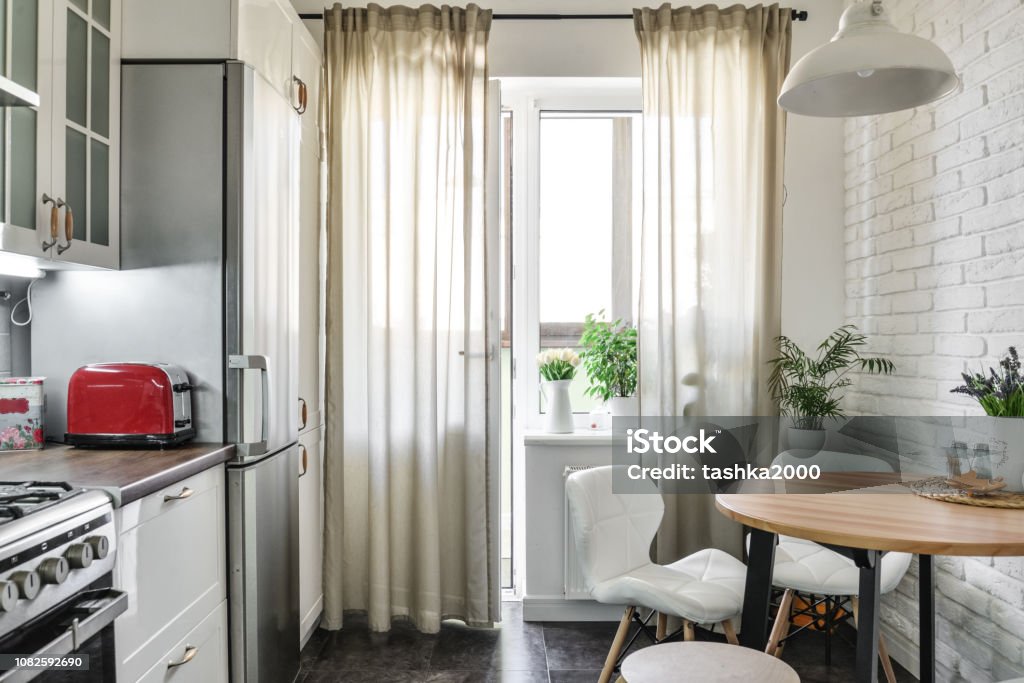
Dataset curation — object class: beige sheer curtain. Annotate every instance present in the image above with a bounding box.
[634,4,791,561]
[322,3,495,634]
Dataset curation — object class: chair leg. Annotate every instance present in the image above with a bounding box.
[765,588,794,657]
[656,612,667,641]
[599,606,635,683]
[683,620,695,642]
[852,596,897,683]
[721,619,739,645]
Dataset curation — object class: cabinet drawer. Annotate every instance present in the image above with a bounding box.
[115,467,226,682]
[136,600,229,683]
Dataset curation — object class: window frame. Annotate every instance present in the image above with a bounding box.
[503,79,642,433]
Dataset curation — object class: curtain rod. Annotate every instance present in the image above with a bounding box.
[300,9,810,21]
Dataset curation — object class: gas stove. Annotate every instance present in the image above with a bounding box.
[0,482,118,645]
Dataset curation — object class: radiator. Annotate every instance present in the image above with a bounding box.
[563,464,596,600]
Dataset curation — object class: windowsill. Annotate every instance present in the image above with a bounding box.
[523,429,614,446]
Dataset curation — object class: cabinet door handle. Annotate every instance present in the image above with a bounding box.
[293,76,308,114]
[40,194,64,252]
[57,204,74,255]
[167,644,198,669]
[299,397,308,430]
[299,444,309,478]
[163,486,194,502]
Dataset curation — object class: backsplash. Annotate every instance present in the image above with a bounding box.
[0,277,31,379]
[843,0,1024,680]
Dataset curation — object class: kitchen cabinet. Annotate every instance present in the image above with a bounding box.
[0,0,121,270]
[135,601,229,683]
[295,20,324,438]
[298,426,324,645]
[113,466,228,682]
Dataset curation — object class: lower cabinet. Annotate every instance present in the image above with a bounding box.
[298,426,324,644]
[114,466,228,682]
[136,601,229,683]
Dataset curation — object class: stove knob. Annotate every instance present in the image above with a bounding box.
[10,571,40,600]
[0,582,17,612]
[84,536,109,560]
[38,557,70,585]
[65,543,94,569]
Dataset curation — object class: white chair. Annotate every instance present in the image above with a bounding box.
[765,535,912,683]
[565,466,747,683]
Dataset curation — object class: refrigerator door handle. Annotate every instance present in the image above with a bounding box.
[228,354,270,457]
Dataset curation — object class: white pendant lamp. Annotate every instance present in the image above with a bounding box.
[778,0,959,117]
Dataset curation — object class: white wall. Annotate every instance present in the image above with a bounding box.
[293,0,848,349]
[843,0,1024,680]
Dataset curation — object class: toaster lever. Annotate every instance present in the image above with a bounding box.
[175,419,192,428]
[172,383,193,393]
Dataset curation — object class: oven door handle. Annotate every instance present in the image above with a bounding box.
[0,590,128,683]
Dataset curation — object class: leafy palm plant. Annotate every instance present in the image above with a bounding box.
[578,312,638,402]
[767,325,895,430]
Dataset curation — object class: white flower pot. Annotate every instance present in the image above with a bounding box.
[607,396,639,417]
[542,379,574,434]
[787,427,827,453]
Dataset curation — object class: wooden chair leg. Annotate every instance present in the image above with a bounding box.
[852,596,897,683]
[599,606,635,683]
[683,620,695,642]
[656,612,668,641]
[721,618,739,645]
[766,588,794,657]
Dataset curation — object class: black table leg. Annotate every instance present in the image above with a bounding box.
[855,549,881,683]
[919,554,935,683]
[740,528,776,650]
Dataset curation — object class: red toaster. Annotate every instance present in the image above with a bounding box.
[65,363,195,447]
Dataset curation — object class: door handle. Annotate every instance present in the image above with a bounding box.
[228,354,271,457]
[57,203,74,255]
[167,644,198,669]
[299,397,308,430]
[163,486,194,502]
[41,194,64,252]
[298,444,309,478]
[292,76,308,114]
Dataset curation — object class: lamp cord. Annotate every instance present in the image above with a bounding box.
[11,279,37,327]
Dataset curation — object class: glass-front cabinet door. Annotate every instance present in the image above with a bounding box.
[50,0,119,268]
[0,0,119,269]
[0,0,53,258]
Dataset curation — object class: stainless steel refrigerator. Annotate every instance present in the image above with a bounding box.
[30,61,300,683]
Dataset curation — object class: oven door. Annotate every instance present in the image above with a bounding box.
[0,588,127,683]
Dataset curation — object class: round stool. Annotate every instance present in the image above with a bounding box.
[621,642,800,683]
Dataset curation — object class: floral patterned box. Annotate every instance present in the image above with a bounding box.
[0,378,45,451]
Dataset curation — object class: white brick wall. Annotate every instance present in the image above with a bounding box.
[843,0,1024,680]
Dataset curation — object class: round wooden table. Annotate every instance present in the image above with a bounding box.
[716,491,1024,683]
[621,641,799,683]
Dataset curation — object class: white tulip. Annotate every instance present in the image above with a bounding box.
[558,348,572,362]
[536,351,547,366]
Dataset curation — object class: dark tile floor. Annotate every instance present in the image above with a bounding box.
[298,602,916,682]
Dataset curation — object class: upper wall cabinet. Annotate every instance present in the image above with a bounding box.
[123,0,320,103]
[0,0,121,270]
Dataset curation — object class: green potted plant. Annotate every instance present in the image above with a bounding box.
[768,325,895,451]
[951,346,1024,490]
[579,312,638,416]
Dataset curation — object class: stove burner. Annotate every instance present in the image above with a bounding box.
[0,482,83,523]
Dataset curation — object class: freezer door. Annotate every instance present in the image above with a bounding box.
[225,62,300,458]
[227,444,300,683]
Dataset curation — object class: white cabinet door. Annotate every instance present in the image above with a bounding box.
[114,467,227,683]
[0,0,53,259]
[236,0,293,98]
[298,426,324,643]
[294,23,323,434]
[137,601,230,683]
[48,0,120,269]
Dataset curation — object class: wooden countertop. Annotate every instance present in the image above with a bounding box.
[716,491,1024,556]
[0,442,235,507]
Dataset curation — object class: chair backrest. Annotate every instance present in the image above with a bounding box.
[565,466,665,589]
